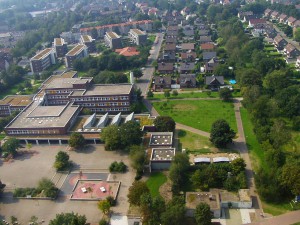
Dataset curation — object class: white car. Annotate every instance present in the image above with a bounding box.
[100,187,106,192]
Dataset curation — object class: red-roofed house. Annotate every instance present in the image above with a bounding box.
[287,17,297,26]
[264,9,273,18]
[200,43,215,52]
[115,47,140,57]
[279,14,288,23]
[248,19,266,28]
[284,43,300,58]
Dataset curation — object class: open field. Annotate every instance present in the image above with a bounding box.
[177,129,214,153]
[149,91,219,100]
[153,100,237,133]
[146,172,167,198]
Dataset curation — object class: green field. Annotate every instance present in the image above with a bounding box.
[178,129,214,153]
[153,100,237,132]
[146,172,167,198]
[149,91,218,100]
[240,107,266,171]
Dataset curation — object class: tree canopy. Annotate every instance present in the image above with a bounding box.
[49,212,86,225]
[69,133,86,149]
[194,203,212,225]
[154,116,176,132]
[210,119,235,148]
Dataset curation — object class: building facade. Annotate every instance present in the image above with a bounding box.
[53,38,68,58]
[128,29,147,45]
[30,48,56,73]
[80,35,96,53]
[65,44,88,68]
[104,32,122,49]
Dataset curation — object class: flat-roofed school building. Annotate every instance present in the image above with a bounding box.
[128,29,147,45]
[0,95,32,117]
[65,44,88,68]
[30,48,56,73]
[104,32,122,49]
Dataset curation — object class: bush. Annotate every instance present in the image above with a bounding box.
[172,90,178,96]
[109,161,127,173]
[54,151,71,171]
[99,219,108,225]
[106,196,116,206]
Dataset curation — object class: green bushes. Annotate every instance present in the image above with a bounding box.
[109,161,127,173]
[13,178,58,199]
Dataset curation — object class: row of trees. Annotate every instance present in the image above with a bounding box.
[215,3,300,202]
[127,180,212,225]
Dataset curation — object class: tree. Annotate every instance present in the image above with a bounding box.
[194,203,212,225]
[147,90,154,98]
[172,90,178,96]
[219,88,232,101]
[98,200,111,215]
[280,162,300,196]
[54,151,70,171]
[37,178,58,198]
[129,145,145,177]
[132,68,143,79]
[2,138,19,156]
[161,197,186,225]
[230,158,246,175]
[127,181,150,206]
[169,153,190,193]
[210,119,236,148]
[269,119,291,149]
[101,125,122,150]
[119,121,143,147]
[91,28,98,39]
[49,212,86,225]
[99,219,108,225]
[153,116,176,132]
[69,133,86,149]
[164,90,170,98]
[294,27,300,42]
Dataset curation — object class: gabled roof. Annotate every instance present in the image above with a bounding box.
[181,43,195,50]
[203,52,217,60]
[179,62,195,71]
[154,76,172,85]
[201,43,215,50]
[181,51,196,59]
[287,16,296,23]
[179,74,196,84]
[205,76,224,85]
[158,62,174,71]
[284,43,297,53]
[279,14,287,20]
[249,18,266,25]
[165,43,176,51]
[115,47,140,57]
[271,11,279,17]
[274,35,286,44]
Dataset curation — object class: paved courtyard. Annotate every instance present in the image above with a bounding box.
[0,144,135,224]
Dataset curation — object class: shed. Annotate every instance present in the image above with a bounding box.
[212,157,230,163]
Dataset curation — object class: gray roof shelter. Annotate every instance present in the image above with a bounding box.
[111,112,121,126]
[97,113,109,128]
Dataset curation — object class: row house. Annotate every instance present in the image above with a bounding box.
[178,74,196,88]
[157,62,174,74]
[284,43,300,58]
[279,14,288,23]
[270,11,280,20]
[201,43,215,52]
[287,17,297,26]
[181,43,194,52]
[248,19,266,28]
[80,20,152,37]
[180,51,197,62]
[153,76,172,91]
[179,62,195,74]
[273,35,288,50]
[264,9,273,18]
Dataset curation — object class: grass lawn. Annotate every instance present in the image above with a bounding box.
[153,100,237,133]
[146,172,167,198]
[0,133,6,141]
[240,107,266,171]
[149,91,219,100]
[262,201,292,216]
[177,129,214,153]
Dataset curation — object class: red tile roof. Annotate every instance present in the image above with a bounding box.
[200,43,215,50]
[115,47,140,57]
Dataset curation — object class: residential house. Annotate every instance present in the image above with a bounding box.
[264,9,273,18]
[157,62,174,74]
[279,14,288,23]
[293,20,300,28]
[238,11,253,20]
[248,19,266,28]
[159,51,176,63]
[204,57,219,73]
[194,18,207,30]
[115,47,140,57]
[198,29,209,36]
[181,43,195,52]
[181,7,190,16]
[179,62,195,73]
[201,43,215,52]
[167,25,179,32]
[203,52,217,62]
[180,51,197,62]
[199,36,212,44]
[179,74,196,88]
[273,35,288,50]
[165,37,177,44]
[287,17,297,26]
[270,11,279,20]
[166,30,178,38]
[148,7,159,17]
[205,75,224,90]
[182,25,194,37]
[284,43,300,58]
[153,76,172,91]
[164,43,176,53]
[265,27,277,39]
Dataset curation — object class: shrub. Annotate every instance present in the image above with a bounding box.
[106,196,116,206]
[99,219,108,225]
[109,161,127,173]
